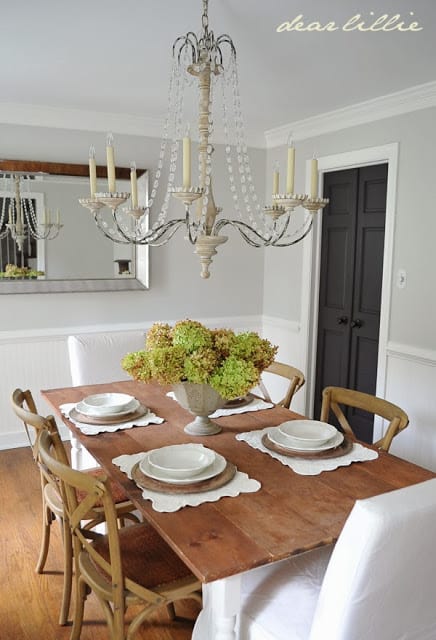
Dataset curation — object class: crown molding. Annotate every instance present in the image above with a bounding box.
[265,80,436,148]
[0,102,265,148]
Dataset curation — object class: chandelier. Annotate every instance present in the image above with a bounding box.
[0,174,63,252]
[79,0,328,278]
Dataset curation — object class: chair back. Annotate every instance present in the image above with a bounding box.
[67,330,146,386]
[259,362,305,409]
[309,478,436,640]
[37,429,163,611]
[320,386,408,451]
[11,388,69,465]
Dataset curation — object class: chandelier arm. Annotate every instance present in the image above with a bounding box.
[214,218,273,248]
[270,217,314,247]
[93,212,131,244]
[173,34,198,64]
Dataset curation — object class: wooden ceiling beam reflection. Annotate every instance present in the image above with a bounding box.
[0,159,146,180]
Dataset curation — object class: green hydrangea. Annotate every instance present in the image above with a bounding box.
[209,356,260,399]
[230,332,278,370]
[172,319,213,353]
[184,348,218,384]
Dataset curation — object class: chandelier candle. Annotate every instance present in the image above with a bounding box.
[106,133,116,193]
[286,145,295,194]
[89,146,97,198]
[130,162,138,208]
[273,162,280,196]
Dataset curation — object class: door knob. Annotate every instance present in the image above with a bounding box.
[336,316,348,325]
[351,319,363,328]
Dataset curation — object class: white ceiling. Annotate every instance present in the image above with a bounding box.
[2,0,436,144]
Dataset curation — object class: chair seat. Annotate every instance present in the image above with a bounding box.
[78,467,131,506]
[91,522,196,590]
[240,545,334,640]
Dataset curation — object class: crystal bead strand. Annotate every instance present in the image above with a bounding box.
[221,76,243,221]
[231,57,272,235]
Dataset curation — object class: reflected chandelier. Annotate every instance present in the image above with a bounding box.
[0,174,62,252]
[79,0,328,278]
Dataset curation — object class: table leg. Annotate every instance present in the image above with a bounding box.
[192,574,241,640]
[70,435,97,470]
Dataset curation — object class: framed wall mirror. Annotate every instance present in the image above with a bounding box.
[0,159,149,294]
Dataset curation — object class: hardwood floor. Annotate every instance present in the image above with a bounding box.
[0,446,201,640]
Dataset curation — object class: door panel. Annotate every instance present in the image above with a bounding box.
[313,169,357,421]
[314,164,387,442]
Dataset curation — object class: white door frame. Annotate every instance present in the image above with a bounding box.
[300,143,399,440]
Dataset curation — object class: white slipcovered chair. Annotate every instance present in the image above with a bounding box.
[67,330,145,467]
[239,478,436,640]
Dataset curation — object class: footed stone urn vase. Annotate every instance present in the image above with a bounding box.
[173,382,227,436]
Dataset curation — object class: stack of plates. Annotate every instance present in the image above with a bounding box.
[267,420,343,453]
[139,444,226,485]
[76,393,140,419]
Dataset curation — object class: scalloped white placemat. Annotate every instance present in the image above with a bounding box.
[60,403,164,436]
[236,427,378,476]
[113,452,261,513]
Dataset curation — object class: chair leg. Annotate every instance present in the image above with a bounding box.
[35,502,52,573]
[71,576,87,640]
[58,517,73,625]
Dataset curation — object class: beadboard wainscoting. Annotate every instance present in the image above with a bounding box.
[383,343,436,471]
[261,315,305,415]
[0,316,262,450]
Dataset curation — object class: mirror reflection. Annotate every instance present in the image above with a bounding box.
[0,161,149,293]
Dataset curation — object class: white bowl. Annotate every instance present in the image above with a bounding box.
[81,393,136,416]
[278,420,338,447]
[147,444,216,479]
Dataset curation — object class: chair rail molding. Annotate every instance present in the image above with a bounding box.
[386,342,436,368]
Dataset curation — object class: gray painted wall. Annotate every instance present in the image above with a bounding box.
[264,106,436,353]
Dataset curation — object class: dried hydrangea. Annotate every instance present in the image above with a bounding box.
[184,348,218,384]
[122,319,278,399]
[212,328,236,358]
[230,332,278,371]
[172,319,213,353]
[148,346,186,385]
[121,350,152,382]
[145,322,172,350]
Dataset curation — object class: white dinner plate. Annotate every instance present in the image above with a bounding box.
[139,450,227,485]
[278,420,338,447]
[76,398,140,418]
[267,427,344,452]
[80,392,136,415]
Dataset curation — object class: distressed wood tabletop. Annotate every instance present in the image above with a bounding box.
[42,380,435,584]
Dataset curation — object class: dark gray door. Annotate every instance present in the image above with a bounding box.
[313,164,387,442]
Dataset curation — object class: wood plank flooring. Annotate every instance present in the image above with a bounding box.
[0,446,200,640]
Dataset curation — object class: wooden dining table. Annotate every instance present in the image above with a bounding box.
[42,380,435,640]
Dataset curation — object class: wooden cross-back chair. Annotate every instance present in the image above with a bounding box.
[320,386,409,452]
[10,388,139,626]
[38,429,202,640]
[259,362,305,409]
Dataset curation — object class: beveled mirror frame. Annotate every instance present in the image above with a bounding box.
[0,159,149,294]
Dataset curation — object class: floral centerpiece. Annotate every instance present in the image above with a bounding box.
[122,319,277,435]
[0,264,44,279]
